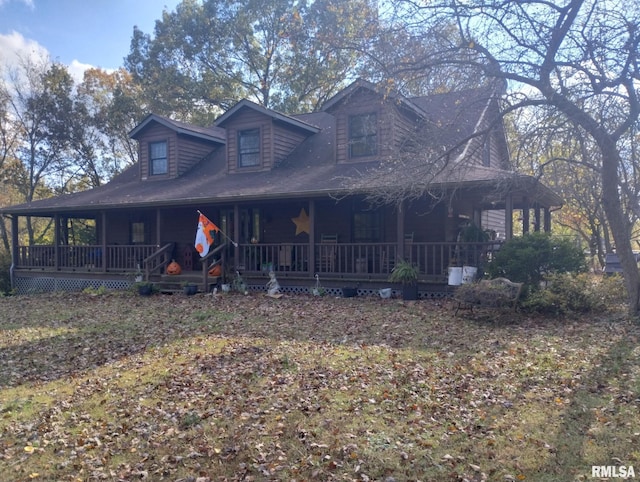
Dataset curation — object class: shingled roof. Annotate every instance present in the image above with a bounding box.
[0,82,561,217]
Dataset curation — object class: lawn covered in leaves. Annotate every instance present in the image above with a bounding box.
[0,291,639,481]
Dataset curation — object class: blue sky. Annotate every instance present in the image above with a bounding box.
[0,0,181,78]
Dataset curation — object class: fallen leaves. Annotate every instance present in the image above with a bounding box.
[0,291,638,480]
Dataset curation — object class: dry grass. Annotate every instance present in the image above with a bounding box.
[0,290,638,481]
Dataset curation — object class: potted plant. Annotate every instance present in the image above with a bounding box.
[388,260,419,300]
[133,281,154,296]
[182,281,198,296]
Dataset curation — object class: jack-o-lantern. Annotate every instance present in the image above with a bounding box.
[208,264,222,277]
[167,260,182,275]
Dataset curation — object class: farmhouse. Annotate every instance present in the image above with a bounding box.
[1,79,561,296]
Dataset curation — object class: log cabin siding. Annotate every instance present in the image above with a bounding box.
[329,89,419,164]
[176,135,218,176]
[479,102,510,169]
[224,109,273,173]
[405,203,447,243]
[105,210,157,245]
[273,123,307,165]
[331,89,387,163]
[390,105,419,154]
[137,124,177,180]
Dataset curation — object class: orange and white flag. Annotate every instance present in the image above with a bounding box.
[195,213,219,257]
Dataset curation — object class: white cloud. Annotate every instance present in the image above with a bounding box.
[68,59,98,83]
[0,31,102,84]
[0,0,34,8]
[0,30,48,71]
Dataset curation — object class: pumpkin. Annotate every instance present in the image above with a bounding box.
[167,260,182,275]
[208,264,222,277]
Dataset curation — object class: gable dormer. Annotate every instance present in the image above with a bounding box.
[129,114,226,180]
[322,79,426,164]
[214,100,320,173]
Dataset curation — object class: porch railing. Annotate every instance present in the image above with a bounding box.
[240,243,311,274]
[17,244,160,272]
[238,241,502,279]
[143,243,175,280]
[16,240,503,281]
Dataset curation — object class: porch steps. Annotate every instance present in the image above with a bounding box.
[151,272,218,294]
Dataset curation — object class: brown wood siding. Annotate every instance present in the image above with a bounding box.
[105,212,132,245]
[331,92,418,163]
[490,123,510,169]
[273,124,306,165]
[378,102,397,160]
[105,211,156,245]
[176,136,218,176]
[260,202,310,244]
[391,105,416,154]
[315,199,352,241]
[136,124,177,180]
[480,101,510,169]
[405,203,446,243]
[224,110,273,173]
[332,89,386,164]
[482,209,506,238]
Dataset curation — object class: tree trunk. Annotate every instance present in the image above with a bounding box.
[600,140,640,313]
[0,217,9,253]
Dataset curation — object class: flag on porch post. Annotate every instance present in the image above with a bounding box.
[195,212,220,257]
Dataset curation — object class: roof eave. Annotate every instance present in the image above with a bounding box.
[215,99,320,134]
[129,114,226,144]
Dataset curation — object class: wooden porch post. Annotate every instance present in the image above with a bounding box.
[234,204,240,268]
[156,209,161,247]
[54,214,60,270]
[397,201,405,261]
[522,197,530,234]
[309,200,315,275]
[101,211,107,272]
[544,208,552,232]
[10,215,18,270]
[534,204,541,232]
[505,194,513,240]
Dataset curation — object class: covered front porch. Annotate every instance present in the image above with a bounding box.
[6,183,559,295]
[11,239,501,295]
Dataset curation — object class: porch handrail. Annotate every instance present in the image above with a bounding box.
[201,242,227,289]
[15,240,502,281]
[237,240,501,279]
[143,243,175,280]
[16,244,162,271]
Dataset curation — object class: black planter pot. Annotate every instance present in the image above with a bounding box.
[183,285,198,296]
[342,287,357,298]
[138,284,153,296]
[402,283,418,300]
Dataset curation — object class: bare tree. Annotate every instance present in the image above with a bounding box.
[0,82,20,252]
[3,57,75,244]
[381,0,640,312]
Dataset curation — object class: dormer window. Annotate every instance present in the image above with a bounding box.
[149,141,168,175]
[238,128,260,167]
[349,113,377,158]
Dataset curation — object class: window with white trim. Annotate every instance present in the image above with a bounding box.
[149,141,168,175]
[238,128,260,167]
[349,113,377,158]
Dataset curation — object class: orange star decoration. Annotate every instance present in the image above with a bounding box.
[291,208,310,235]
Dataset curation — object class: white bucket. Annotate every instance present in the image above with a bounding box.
[379,288,392,299]
[448,267,463,286]
[462,266,478,284]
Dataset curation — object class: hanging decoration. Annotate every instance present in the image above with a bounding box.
[291,208,310,235]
